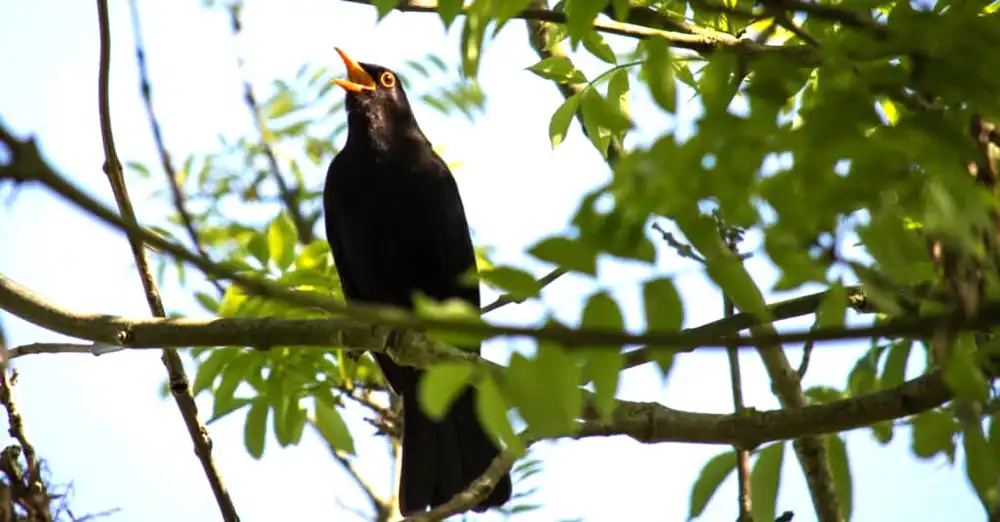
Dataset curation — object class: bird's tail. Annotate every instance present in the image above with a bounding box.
[397,378,513,515]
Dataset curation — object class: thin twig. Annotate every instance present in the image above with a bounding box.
[482,268,566,313]
[0,360,50,521]
[8,342,123,358]
[226,5,313,244]
[401,446,520,522]
[725,297,753,522]
[126,0,223,295]
[333,453,390,520]
[94,1,239,520]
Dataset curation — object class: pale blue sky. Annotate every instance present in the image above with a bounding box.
[0,0,979,521]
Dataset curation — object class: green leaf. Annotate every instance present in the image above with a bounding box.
[847,345,883,397]
[751,442,785,522]
[526,56,587,85]
[265,90,295,119]
[244,399,268,459]
[804,385,845,405]
[881,339,912,389]
[564,0,610,47]
[212,350,257,420]
[194,292,219,313]
[871,420,894,445]
[675,214,769,320]
[528,236,599,276]
[280,402,308,448]
[816,282,848,328]
[549,92,580,149]
[505,344,582,439]
[267,211,297,271]
[126,161,150,179]
[962,425,1000,510]
[911,410,957,460]
[642,277,684,377]
[460,0,491,78]
[476,375,525,456]
[640,38,676,113]
[372,0,400,19]
[580,87,632,156]
[296,239,332,270]
[437,0,463,27]
[480,266,544,301]
[826,434,853,521]
[313,392,356,456]
[419,362,475,421]
[246,230,269,267]
[579,292,624,421]
[493,0,534,32]
[606,68,630,122]
[609,0,629,20]
[688,451,737,519]
[943,333,990,402]
[582,31,616,64]
[193,348,240,395]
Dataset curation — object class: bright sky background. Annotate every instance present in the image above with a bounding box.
[0,0,980,521]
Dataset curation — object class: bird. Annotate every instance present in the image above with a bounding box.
[323,48,513,515]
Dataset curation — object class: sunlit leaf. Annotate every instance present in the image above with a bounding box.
[688,451,737,519]
[244,399,268,459]
[419,361,475,421]
[579,292,624,421]
[751,442,785,522]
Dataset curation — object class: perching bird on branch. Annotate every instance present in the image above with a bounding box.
[323,48,512,515]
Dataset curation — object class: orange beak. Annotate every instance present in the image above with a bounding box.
[332,48,376,93]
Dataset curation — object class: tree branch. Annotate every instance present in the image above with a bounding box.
[0,273,977,449]
[341,0,816,62]
[0,362,51,521]
[724,296,752,522]
[226,4,313,244]
[126,0,223,295]
[94,1,239,520]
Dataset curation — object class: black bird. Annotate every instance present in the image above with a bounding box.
[323,48,512,515]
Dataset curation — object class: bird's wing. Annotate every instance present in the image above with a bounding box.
[409,157,481,312]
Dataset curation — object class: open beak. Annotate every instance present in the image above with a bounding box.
[332,48,376,93]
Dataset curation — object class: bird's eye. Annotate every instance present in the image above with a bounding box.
[380,71,396,88]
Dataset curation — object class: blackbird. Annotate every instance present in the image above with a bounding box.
[323,48,512,515]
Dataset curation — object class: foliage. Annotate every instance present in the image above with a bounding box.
[3,0,1000,521]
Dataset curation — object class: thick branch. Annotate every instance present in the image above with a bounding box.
[0,273,972,448]
[94,1,239,520]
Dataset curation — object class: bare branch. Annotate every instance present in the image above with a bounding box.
[126,0,223,295]
[724,296,752,522]
[8,342,123,358]
[0,361,50,521]
[94,1,238,520]
[226,4,314,244]
[482,268,566,314]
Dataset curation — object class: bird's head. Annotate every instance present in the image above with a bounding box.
[331,48,418,141]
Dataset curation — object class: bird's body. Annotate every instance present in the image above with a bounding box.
[323,49,512,515]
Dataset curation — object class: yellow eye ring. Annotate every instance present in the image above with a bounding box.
[380,71,396,88]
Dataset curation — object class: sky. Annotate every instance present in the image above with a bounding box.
[0,0,983,521]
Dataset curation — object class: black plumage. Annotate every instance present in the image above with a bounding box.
[323,48,512,515]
